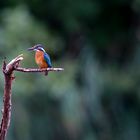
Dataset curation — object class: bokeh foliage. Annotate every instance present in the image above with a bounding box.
[0,0,140,140]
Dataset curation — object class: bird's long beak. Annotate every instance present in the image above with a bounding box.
[27,47,34,51]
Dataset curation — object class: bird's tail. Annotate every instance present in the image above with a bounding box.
[44,65,52,76]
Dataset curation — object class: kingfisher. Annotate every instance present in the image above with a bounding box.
[28,44,52,75]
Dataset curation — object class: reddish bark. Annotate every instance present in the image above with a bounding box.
[0,73,12,140]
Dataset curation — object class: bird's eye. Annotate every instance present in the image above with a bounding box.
[38,47,44,51]
[36,47,45,52]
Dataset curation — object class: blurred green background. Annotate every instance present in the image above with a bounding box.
[0,0,140,140]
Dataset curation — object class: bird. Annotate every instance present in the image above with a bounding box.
[28,44,52,75]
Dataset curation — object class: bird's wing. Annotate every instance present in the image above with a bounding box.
[44,52,52,67]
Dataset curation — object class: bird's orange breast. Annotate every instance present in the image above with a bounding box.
[35,51,48,68]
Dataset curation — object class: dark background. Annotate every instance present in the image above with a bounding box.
[0,0,140,140]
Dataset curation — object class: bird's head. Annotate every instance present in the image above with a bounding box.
[28,44,45,52]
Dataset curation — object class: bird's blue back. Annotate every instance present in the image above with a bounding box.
[44,52,52,68]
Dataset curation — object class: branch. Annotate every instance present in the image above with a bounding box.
[5,54,24,74]
[15,67,64,73]
[0,54,64,140]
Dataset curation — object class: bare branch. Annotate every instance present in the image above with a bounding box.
[0,54,64,140]
[15,67,64,73]
[4,54,23,74]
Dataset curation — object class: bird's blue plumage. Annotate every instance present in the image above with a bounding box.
[44,52,52,68]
